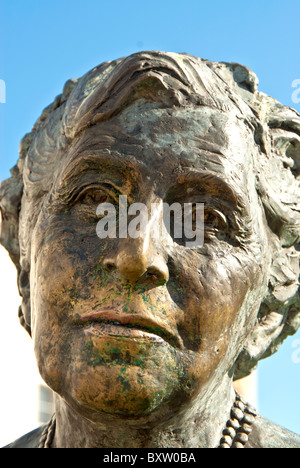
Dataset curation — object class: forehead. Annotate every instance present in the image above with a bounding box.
[62,102,256,188]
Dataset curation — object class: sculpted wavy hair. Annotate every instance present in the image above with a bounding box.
[0,51,299,379]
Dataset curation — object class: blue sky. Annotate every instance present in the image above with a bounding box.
[0,0,299,436]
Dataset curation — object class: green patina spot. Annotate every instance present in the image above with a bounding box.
[83,339,149,369]
[124,284,132,299]
[117,371,131,393]
[133,284,147,294]
[92,263,110,286]
[92,297,107,309]
[83,340,106,367]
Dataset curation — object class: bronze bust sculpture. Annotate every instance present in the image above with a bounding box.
[1,51,299,448]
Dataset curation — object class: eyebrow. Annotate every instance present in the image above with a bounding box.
[174,169,255,243]
[59,149,132,182]
[53,148,141,202]
[174,169,248,211]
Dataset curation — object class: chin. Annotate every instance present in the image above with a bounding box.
[64,361,185,418]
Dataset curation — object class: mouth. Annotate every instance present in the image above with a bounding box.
[77,307,183,349]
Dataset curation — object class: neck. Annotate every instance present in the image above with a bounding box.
[52,375,235,448]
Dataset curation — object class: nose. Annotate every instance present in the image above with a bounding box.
[103,237,169,284]
[102,197,170,284]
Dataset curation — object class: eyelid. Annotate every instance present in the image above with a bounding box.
[72,184,120,204]
[187,200,229,223]
[203,207,228,226]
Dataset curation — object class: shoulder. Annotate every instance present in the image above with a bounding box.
[247,414,300,448]
[2,424,46,448]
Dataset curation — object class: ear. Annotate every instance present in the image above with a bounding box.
[234,243,300,380]
[235,309,289,380]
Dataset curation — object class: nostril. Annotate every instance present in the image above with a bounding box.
[103,259,116,272]
[145,267,167,284]
[146,271,159,281]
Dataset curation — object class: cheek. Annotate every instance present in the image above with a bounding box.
[176,248,262,354]
[30,213,113,320]
[29,239,77,389]
[29,217,96,375]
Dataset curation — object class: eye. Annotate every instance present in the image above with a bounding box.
[165,202,229,246]
[71,186,114,223]
[189,204,228,240]
[203,207,227,228]
[202,207,228,240]
[75,187,110,205]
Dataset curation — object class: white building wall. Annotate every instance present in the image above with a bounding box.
[0,245,45,447]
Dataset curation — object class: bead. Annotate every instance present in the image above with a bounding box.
[243,413,255,425]
[220,435,232,445]
[219,443,230,448]
[245,405,257,416]
[235,432,248,444]
[223,426,236,438]
[231,407,244,421]
[227,418,240,430]
[234,400,245,411]
[242,423,252,434]
[232,441,244,448]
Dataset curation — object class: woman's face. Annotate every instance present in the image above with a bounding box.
[29,102,270,423]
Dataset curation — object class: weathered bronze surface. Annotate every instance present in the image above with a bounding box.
[1,51,299,448]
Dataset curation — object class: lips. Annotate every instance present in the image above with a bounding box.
[78,307,183,349]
